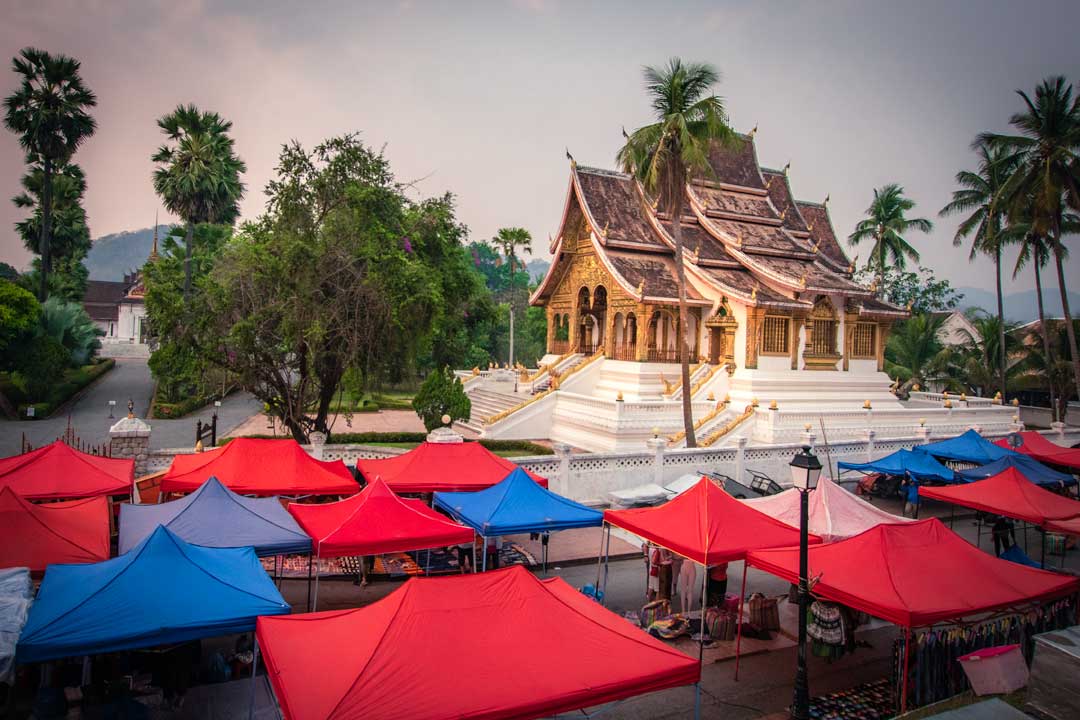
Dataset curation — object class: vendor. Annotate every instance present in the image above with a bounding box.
[902,476,920,519]
[706,562,728,606]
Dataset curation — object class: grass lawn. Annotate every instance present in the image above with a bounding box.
[328,390,415,413]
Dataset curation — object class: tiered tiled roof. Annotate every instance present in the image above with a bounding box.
[532,133,903,320]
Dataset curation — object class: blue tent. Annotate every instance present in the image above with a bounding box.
[433,468,603,536]
[999,544,1042,568]
[119,476,312,556]
[957,455,1077,488]
[17,526,290,663]
[917,429,1016,465]
[838,448,956,482]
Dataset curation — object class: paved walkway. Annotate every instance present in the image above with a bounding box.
[225,408,429,440]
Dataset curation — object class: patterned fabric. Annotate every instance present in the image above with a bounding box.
[807,600,844,645]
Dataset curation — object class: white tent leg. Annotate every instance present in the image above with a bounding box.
[248,636,260,720]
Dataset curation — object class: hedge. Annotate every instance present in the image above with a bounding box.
[219,432,554,456]
[12,358,115,420]
[151,386,236,419]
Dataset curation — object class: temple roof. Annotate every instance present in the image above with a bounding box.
[606,250,710,305]
[761,168,811,235]
[858,296,909,319]
[797,201,852,274]
[700,267,812,311]
[575,167,667,252]
[696,133,766,190]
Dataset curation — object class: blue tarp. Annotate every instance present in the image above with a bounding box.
[433,468,603,536]
[999,544,1042,568]
[838,448,956,482]
[119,476,312,556]
[917,429,1016,465]
[17,526,290,663]
[957,455,1077,488]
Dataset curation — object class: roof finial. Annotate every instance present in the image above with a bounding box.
[565,147,576,167]
[823,193,830,206]
[783,161,790,176]
[750,287,757,300]
[621,126,630,140]
[748,124,758,138]
[637,280,645,297]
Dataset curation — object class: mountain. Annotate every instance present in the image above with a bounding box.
[84,226,171,280]
[526,258,550,282]
[955,286,1080,323]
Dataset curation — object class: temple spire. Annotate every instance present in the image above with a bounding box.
[148,210,160,262]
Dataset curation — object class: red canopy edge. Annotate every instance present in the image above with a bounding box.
[918,467,1080,527]
[604,477,819,565]
[0,487,110,572]
[995,431,1080,470]
[354,442,547,493]
[255,567,699,720]
[0,441,133,500]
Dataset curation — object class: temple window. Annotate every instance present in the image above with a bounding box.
[810,318,837,355]
[851,322,877,358]
[761,315,790,355]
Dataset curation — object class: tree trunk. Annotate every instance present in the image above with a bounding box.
[994,246,1007,400]
[1033,254,1056,422]
[671,194,696,447]
[1050,215,1080,403]
[183,222,194,299]
[39,157,54,301]
[876,235,885,298]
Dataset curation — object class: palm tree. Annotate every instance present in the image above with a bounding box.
[1015,319,1079,422]
[152,104,246,298]
[13,162,90,262]
[492,227,532,365]
[982,76,1080,401]
[3,48,97,301]
[956,312,1020,397]
[617,58,738,447]
[885,314,949,393]
[940,143,1016,399]
[849,184,933,293]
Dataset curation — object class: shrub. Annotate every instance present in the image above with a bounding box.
[411,367,471,432]
[13,335,69,398]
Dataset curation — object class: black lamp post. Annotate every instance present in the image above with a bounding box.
[790,445,822,720]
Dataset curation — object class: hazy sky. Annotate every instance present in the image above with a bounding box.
[2,0,1079,294]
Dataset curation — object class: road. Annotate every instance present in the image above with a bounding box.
[0,358,262,454]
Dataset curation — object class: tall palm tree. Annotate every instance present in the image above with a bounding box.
[617,58,738,447]
[939,143,1016,400]
[956,312,1020,397]
[13,161,90,262]
[885,314,949,394]
[849,184,933,293]
[982,76,1080,401]
[492,227,532,365]
[152,104,246,298]
[3,48,96,301]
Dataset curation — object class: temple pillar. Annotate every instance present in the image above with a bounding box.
[545,307,556,355]
[790,314,805,370]
[745,307,764,369]
[842,309,859,371]
[604,310,616,357]
[876,321,893,372]
[635,305,650,361]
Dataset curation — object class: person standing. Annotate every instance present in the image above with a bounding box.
[706,562,728,607]
[645,543,659,601]
[657,548,674,601]
[902,477,920,519]
[486,536,501,570]
[677,560,698,614]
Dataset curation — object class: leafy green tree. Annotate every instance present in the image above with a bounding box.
[852,265,959,315]
[0,279,39,358]
[617,58,738,447]
[3,48,97,300]
[152,104,246,298]
[885,314,949,393]
[982,76,1080,401]
[38,296,102,366]
[955,312,1021,396]
[1014,319,1079,421]
[12,335,69,400]
[940,143,1016,399]
[18,255,89,303]
[491,227,532,365]
[412,366,471,431]
[0,263,18,282]
[849,184,933,292]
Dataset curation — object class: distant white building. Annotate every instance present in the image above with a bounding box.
[932,310,978,347]
[82,227,157,345]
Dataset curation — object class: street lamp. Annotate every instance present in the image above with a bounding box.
[790,445,822,720]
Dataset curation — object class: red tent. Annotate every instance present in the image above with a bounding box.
[159,438,356,497]
[1046,515,1080,536]
[995,431,1080,470]
[0,441,133,500]
[354,441,547,493]
[747,518,1078,628]
[604,476,819,565]
[256,566,700,720]
[918,467,1080,527]
[288,478,473,558]
[0,487,110,572]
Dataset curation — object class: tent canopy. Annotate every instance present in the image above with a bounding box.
[288,478,473,558]
[0,487,109,572]
[838,448,956,482]
[355,441,547,493]
[743,475,914,543]
[255,566,699,720]
[995,431,1080,471]
[918,429,1015,465]
[604,477,819,566]
[119,476,312,557]
[0,441,133,500]
[160,438,357,497]
[956,454,1076,488]
[747,518,1079,627]
[918,468,1080,527]
[1046,515,1080,536]
[433,467,602,536]
[17,525,290,663]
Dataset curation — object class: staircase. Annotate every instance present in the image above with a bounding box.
[457,388,523,433]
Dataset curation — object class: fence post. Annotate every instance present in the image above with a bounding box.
[109,413,152,478]
[734,436,748,484]
[646,436,666,487]
[1050,421,1065,438]
[309,432,326,461]
[915,425,931,445]
[553,442,572,497]
[865,429,876,462]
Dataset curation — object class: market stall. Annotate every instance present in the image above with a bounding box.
[746,518,1080,712]
[288,478,474,609]
[354,441,547,492]
[433,467,602,571]
[17,525,290,663]
[159,438,357,497]
[0,441,133,500]
[837,448,956,483]
[918,429,1016,466]
[255,566,700,720]
[994,431,1080,472]
[743,475,914,543]
[0,487,109,572]
[956,454,1076,488]
[118,476,312,557]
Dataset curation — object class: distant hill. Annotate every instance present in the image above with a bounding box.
[84,225,171,280]
[956,286,1080,324]
[526,258,550,282]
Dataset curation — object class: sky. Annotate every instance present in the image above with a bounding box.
[2,0,1079,294]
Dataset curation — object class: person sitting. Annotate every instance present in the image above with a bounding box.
[706,562,728,606]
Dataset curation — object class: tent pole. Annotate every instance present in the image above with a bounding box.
[594,521,605,591]
[949,505,954,530]
[694,683,701,720]
[976,514,981,549]
[1041,528,1046,568]
[601,524,611,605]
[248,636,260,720]
[901,626,911,714]
[483,535,487,572]
[734,562,747,680]
[306,552,313,612]
[698,561,708,668]
[472,541,477,574]
[313,558,321,612]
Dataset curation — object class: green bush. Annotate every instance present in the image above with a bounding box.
[9,358,114,419]
[13,335,69,398]
[412,367,471,431]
